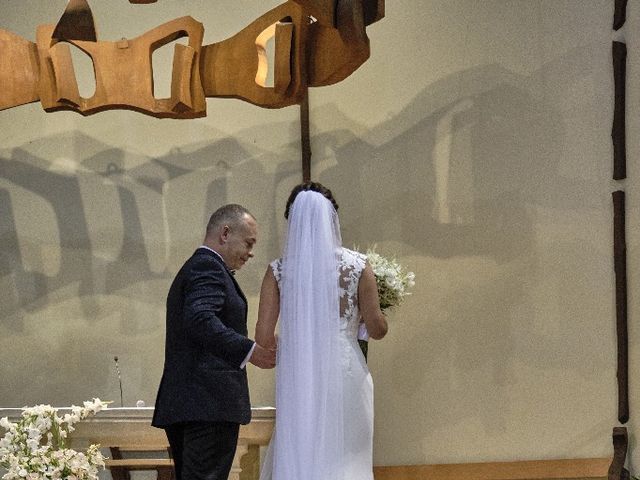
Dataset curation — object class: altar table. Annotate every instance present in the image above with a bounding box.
[0,406,275,480]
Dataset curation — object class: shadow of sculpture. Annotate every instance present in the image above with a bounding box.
[0,44,612,411]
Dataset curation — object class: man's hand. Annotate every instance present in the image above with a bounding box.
[249,343,276,369]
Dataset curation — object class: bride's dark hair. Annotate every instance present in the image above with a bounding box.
[284,182,339,219]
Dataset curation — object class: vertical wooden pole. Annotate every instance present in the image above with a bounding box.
[612,190,628,424]
[300,91,311,183]
[610,0,630,463]
[607,427,629,480]
[612,42,627,180]
[613,0,628,31]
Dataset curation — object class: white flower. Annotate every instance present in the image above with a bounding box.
[0,401,106,480]
[25,439,39,453]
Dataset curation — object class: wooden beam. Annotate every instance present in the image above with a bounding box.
[373,458,612,480]
[613,0,628,30]
[612,42,626,180]
[608,427,629,480]
[612,191,629,423]
[300,91,311,182]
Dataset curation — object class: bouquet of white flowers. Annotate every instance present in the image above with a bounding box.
[0,398,108,480]
[358,247,415,357]
[366,248,415,311]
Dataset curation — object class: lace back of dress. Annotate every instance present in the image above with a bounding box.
[338,249,367,328]
[339,260,353,320]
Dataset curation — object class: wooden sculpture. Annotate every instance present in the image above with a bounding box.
[52,0,97,42]
[0,30,40,111]
[200,2,307,108]
[38,17,206,117]
[0,0,384,118]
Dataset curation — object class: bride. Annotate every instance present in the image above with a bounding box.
[255,182,388,480]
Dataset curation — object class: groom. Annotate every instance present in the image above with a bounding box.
[152,204,276,480]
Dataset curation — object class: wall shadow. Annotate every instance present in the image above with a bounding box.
[0,43,612,419]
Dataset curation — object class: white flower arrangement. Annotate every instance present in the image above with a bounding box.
[357,247,415,343]
[366,248,415,311]
[0,399,108,480]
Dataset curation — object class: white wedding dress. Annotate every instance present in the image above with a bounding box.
[259,247,374,480]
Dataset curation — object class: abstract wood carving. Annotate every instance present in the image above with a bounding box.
[612,42,627,180]
[37,17,206,118]
[612,191,628,424]
[307,0,371,87]
[200,2,307,108]
[0,30,40,111]
[294,0,384,27]
[0,0,385,118]
[52,0,97,42]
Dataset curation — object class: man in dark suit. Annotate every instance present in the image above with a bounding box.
[152,204,276,480]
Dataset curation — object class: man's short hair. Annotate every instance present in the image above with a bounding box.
[206,204,254,235]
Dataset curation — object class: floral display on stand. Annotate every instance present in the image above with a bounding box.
[358,247,416,360]
[0,398,108,480]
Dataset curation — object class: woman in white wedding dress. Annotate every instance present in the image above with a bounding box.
[255,182,388,480]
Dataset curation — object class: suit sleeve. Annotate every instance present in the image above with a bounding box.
[183,260,254,368]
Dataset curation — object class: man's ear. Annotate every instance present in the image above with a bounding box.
[220,225,231,243]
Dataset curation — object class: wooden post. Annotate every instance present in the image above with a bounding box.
[612,42,627,180]
[608,427,629,480]
[300,91,312,182]
[612,191,628,423]
[613,0,628,31]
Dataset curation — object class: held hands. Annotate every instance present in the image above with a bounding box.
[249,343,277,369]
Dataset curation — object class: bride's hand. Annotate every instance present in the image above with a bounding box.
[249,342,277,369]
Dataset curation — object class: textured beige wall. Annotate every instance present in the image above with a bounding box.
[0,0,637,471]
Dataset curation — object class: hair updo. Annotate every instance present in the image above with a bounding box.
[284,182,339,219]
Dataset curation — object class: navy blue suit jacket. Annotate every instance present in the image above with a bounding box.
[152,248,255,427]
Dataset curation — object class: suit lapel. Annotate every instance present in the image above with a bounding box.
[230,275,247,304]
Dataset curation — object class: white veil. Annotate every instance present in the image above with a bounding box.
[268,190,345,480]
